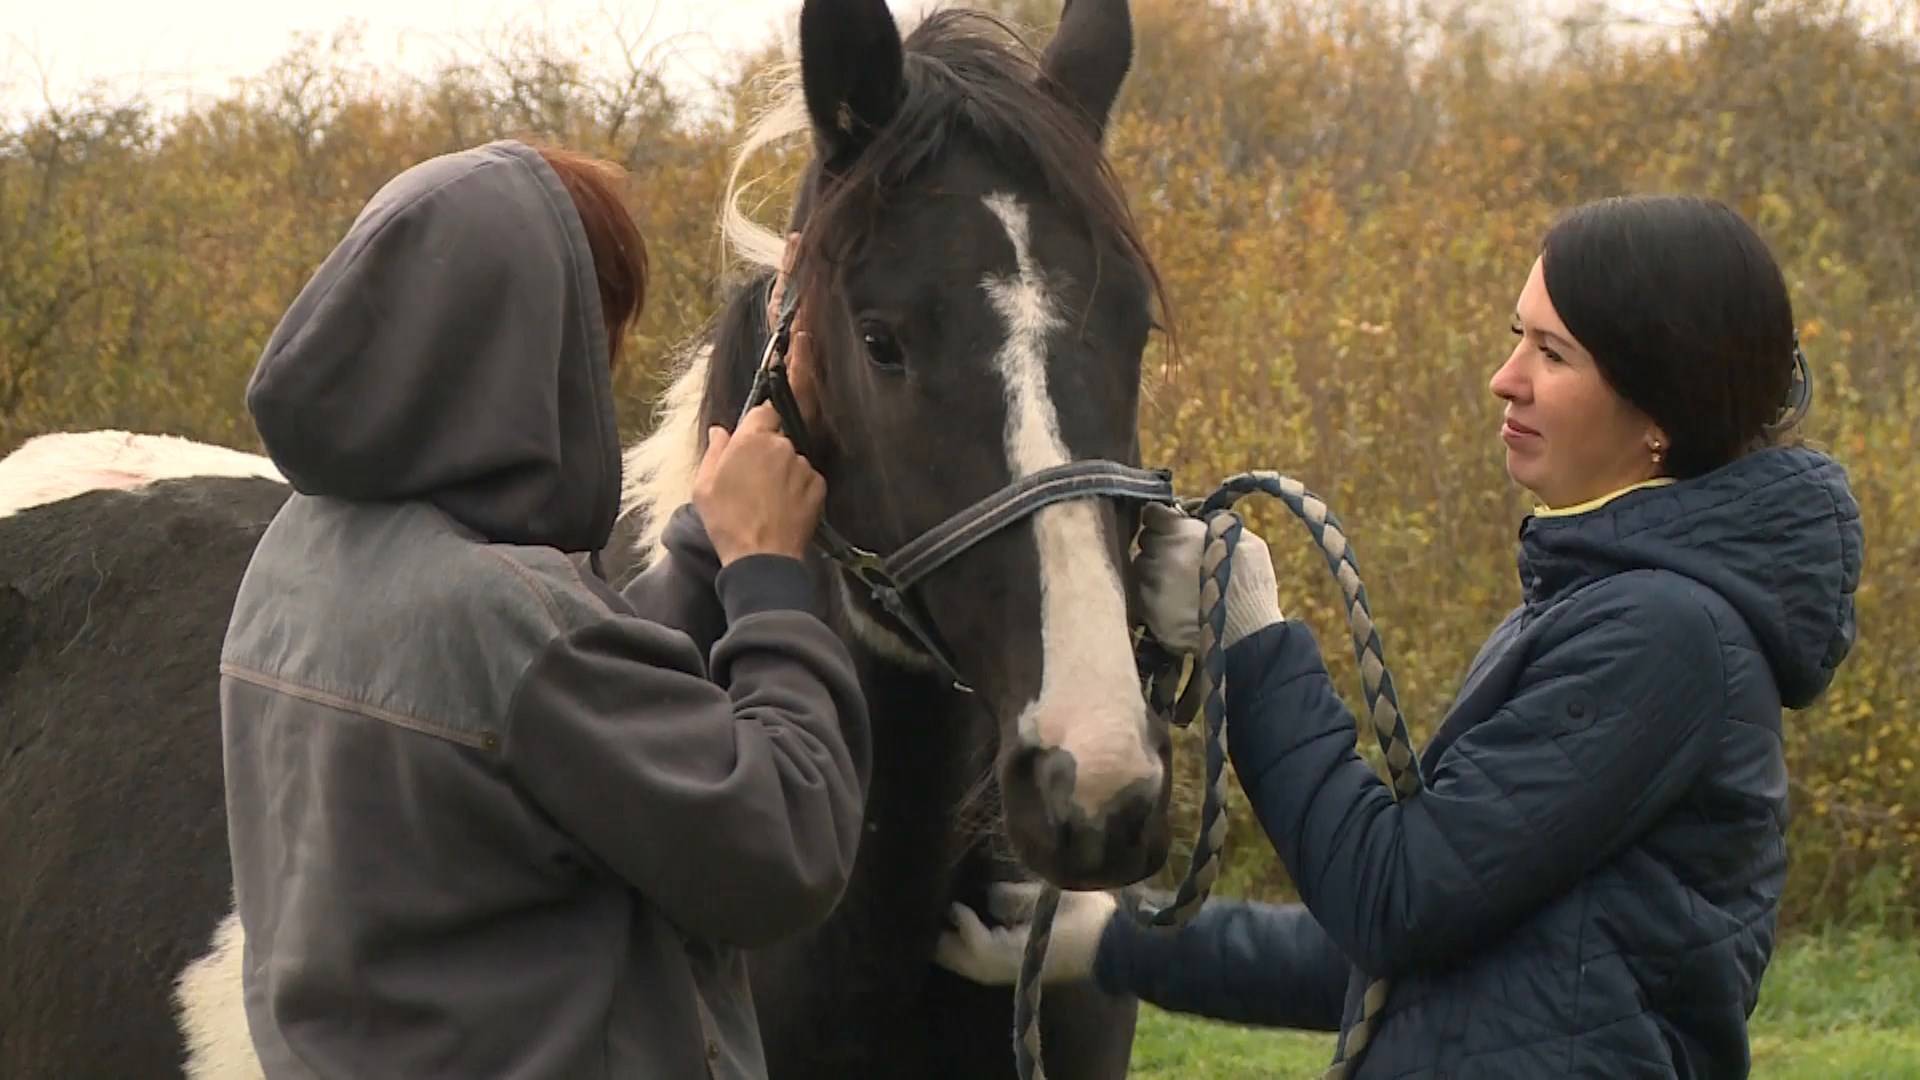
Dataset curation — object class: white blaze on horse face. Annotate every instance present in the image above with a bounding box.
[980,193,1161,814]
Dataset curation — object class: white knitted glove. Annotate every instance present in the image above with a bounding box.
[1135,503,1283,652]
[1135,503,1206,653]
[1221,525,1282,647]
[934,882,1118,986]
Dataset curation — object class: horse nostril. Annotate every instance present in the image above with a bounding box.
[1007,744,1079,827]
[1100,777,1158,849]
[1002,742,1171,888]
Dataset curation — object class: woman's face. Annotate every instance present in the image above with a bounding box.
[1489,257,1667,509]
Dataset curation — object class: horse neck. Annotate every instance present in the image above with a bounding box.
[819,573,1001,944]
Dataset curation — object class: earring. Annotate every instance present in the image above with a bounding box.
[1649,439,1665,467]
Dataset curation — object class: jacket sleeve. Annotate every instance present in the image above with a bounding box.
[504,553,872,948]
[617,503,727,655]
[1224,576,1726,978]
[1094,896,1349,1030]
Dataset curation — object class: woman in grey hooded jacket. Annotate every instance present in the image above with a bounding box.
[220,140,868,1079]
[937,194,1863,1078]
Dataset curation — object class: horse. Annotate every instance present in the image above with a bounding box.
[0,0,1176,1075]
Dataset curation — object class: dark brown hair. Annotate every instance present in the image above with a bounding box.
[536,145,649,370]
[1540,194,1800,478]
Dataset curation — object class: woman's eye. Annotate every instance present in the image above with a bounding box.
[1512,319,1564,363]
[860,323,905,370]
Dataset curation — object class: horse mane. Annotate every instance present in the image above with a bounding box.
[617,51,803,560]
[621,7,1171,562]
[619,279,771,559]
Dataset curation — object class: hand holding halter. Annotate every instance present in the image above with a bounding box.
[739,249,813,450]
[733,254,978,693]
[1014,472,1429,1080]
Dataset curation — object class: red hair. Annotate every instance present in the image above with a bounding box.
[536,145,649,371]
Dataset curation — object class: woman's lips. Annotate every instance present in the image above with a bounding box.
[1502,418,1541,444]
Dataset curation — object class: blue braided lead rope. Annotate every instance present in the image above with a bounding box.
[1134,508,1238,927]
[1011,470,1422,1080]
[1200,471,1422,799]
[1011,883,1061,1079]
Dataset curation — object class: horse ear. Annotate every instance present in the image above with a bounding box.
[799,0,906,167]
[1040,0,1133,139]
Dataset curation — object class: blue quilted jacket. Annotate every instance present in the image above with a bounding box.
[1097,446,1863,1078]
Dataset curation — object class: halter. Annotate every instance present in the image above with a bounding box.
[738,273,1177,694]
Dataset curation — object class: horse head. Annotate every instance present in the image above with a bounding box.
[629,0,1173,891]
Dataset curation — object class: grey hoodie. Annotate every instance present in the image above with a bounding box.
[221,139,870,1079]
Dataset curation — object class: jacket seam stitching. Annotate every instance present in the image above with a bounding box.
[1436,744,1526,916]
[1564,885,1590,1073]
[220,662,495,750]
[477,546,567,629]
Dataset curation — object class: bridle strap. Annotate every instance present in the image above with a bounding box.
[884,461,1175,591]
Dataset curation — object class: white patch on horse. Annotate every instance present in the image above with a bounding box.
[0,430,284,521]
[980,193,1160,814]
[620,342,713,562]
[172,907,264,1079]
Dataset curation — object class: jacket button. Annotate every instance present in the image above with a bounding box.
[1568,701,1586,719]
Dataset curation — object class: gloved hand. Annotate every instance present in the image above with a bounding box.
[1135,503,1284,652]
[933,881,1118,986]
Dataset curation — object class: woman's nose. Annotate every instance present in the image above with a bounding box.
[1490,347,1526,401]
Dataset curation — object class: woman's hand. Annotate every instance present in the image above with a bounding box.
[1135,503,1285,652]
[693,403,825,565]
[1135,502,1207,652]
[934,881,1118,986]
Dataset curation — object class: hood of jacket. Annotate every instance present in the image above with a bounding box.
[1518,444,1864,709]
[245,139,620,553]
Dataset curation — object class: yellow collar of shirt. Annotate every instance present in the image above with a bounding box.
[1534,476,1676,518]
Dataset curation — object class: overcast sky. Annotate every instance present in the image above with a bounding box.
[0,0,927,120]
[4,0,1912,123]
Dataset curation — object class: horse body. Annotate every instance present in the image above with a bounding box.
[2,0,1173,1075]
[0,470,291,1078]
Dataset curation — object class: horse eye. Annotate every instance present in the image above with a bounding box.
[859,321,906,370]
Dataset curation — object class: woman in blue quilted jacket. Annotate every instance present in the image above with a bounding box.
[936,194,1863,1078]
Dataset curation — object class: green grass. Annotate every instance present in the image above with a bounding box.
[1129,928,1920,1078]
